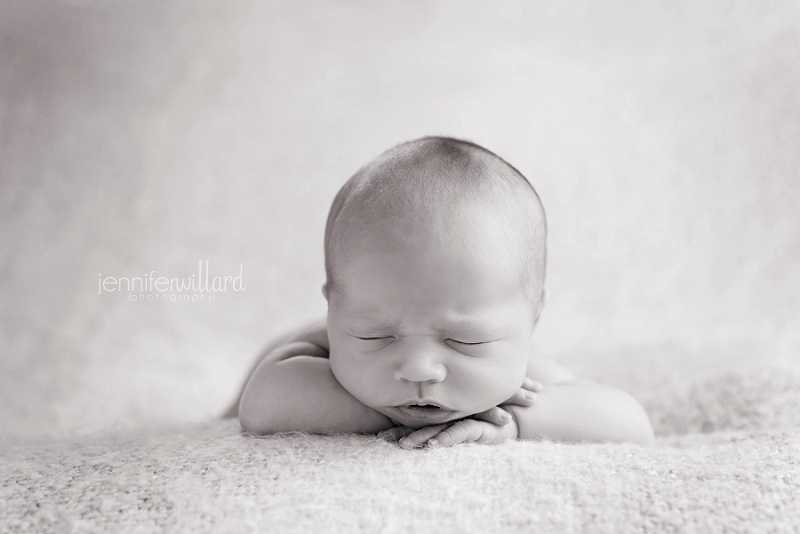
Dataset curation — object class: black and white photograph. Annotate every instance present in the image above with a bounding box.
[1,1,798,532]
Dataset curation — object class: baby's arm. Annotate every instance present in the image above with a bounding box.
[223,318,331,418]
[238,339,393,435]
[507,379,655,445]
[506,356,654,445]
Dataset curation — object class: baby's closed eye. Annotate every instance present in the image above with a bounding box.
[444,338,500,355]
[446,339,491,345]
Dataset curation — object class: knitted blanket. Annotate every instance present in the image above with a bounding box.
[3,365,799,533]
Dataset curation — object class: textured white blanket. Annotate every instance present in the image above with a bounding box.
[3,366,799,533]
[2,1,799,531]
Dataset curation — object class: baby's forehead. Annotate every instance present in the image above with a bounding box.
[348,195,527,253]
[334,164,540,263]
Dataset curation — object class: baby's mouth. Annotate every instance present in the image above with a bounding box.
[404,403,441,410]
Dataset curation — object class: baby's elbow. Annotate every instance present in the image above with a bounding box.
[239,403,285,435]
[238,383,279,435]
[569,381,655,446]
[626,415,655,446]
[237,358,287,434]
[615,393,655,446]
[636,408,656,446]
[238,397,266,434]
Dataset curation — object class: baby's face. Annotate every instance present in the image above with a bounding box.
[326,223,537,429]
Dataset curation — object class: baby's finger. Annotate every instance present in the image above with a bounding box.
[377,426,416,442]
[472,406,512,426]
[429,419,484,447]
[504,388,537,407]
[522,377,543,392]
[399,424,449,449]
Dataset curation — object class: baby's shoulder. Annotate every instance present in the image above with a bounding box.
[527,354,577,385]
[284,317,329,350]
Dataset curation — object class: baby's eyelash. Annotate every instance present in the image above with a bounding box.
[448,339,488,346]
[356,336,392,341]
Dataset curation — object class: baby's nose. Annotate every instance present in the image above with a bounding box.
[393,353,446,383]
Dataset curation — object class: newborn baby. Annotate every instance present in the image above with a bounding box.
[234,136,655,447]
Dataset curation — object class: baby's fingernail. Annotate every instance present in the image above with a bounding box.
[427,439,438,447]
[399,438,414,449]
[500,411,510,420]
[525,392,536,401]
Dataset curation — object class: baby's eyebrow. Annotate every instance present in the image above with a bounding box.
[434,316,502,335]
[341,315,394,329]
[342,313,504,335]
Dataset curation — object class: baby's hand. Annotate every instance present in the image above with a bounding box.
[503,376,543,407]
[485,376,542,420]
[379,377,542,448]
[407,416,519,448]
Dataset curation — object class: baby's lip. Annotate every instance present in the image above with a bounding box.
[391,401,458,424]
[396,399,452,411]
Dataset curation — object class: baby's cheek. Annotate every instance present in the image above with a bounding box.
[469,364,526,408]
[328,351,354,387]
[329,353,381,404]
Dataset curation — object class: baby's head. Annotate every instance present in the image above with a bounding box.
[323,137,546,428]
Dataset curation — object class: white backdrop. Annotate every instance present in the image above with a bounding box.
[1,1,798,440]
